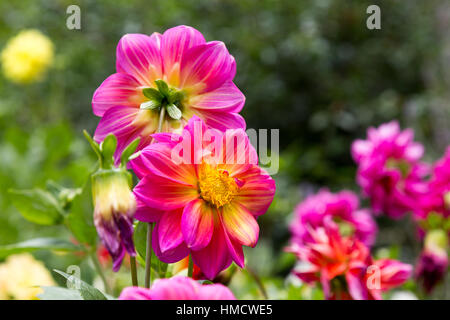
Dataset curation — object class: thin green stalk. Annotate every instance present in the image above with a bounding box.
[91,252,110,294]
[130,256,138,286]
[187,254,194,278]
[144,223,154,288]
[144,106,166,288]
[245,267,268,300]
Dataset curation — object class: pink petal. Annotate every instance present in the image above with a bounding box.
[134,198,164,223]
[180,41,236,94]
[133,172,198,211]
[134,142,198,186]
[149,277,198,300]
[189,81,245,113]
[191,223,233,280]
[234,165,276,216]
[220,218,245,268]
[181,199,214,250]
[94,106,155,165]
[161,25,205,86]
[156,210,184,253]
[116,33,163,85]
[92,73,143,117]
[152,214,189,263]
[119,287,153,300]
[222,202,259,247]
[197,284,236,300]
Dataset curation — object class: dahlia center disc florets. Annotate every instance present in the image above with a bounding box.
[198,164,239,208]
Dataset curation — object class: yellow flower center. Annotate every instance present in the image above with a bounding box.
[198,164,239,208]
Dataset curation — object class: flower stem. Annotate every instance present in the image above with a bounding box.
[144,223,154,288]
[245,267,268,300]
[187,254,194,278]
[130,256,138,287]
[144,106,166,288]
[90,252,110,294]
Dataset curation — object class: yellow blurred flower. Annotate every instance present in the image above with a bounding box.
[1,29,54,84]
[0,253,55,300]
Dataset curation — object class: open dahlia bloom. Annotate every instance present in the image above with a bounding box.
[92,25,245,163]
[289,190,377,247]
[131,116,275,279]
[119,276,235,300]
[92,169,136,271]
[352,121,427,219]
[289,218,411,300]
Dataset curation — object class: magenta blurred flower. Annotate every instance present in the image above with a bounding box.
[119,276,235,300]
[289,218,411,300]
[414,147,450,222]
[92,25,245,163]
[131,116,275,279]
[92,169,136,271]
[289,218,371,300]
[415,229,448,293]
[289,189,377,247]
[366,258,413,300]
[352,121,427,219]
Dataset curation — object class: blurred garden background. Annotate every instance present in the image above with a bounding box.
[1,0,450,299]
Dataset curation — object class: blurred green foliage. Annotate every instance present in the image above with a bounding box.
[1,0,449,298]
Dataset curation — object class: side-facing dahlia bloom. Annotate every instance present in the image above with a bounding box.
[119,276,235,300]
[366,258,413,300]
[92,25,245,163]
[415,229,448,294]
[131,116,275,279]
[289,190,377,247]
[92,169,136,271]
[414,147,450,222]
[352,121,427,219]
[289,218,411,300]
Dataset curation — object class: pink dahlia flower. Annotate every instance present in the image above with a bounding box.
[366,258,413,300]
[131,116,275,279]
[352,121,427,219]
[289,218,411,300]
[92,25,245,163]
[119,276,235,300]
[289,189,377,247]
[414,147,450,221]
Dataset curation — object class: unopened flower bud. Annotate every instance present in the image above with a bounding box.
[92,169,136,271]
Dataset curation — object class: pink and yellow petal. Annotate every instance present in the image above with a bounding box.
[116,33,163,85]
[180,41,236,94]
[92,73,144,116]
[161,25,206,87]
[189,81,245,113]
[181,199,214,250]
[221,202,259,247]
[133,172,198,211]
[152,217,189,263]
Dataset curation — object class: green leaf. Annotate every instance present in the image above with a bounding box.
[38,286,83,300]
[0,238,80,259]
[140,100,160,110]
[100,134,117,168]
[134,221,147,259]
[46,180,82,210]
[120,138,141,167]
[142,87,163,101]
[155,79,170,97]
[83,130,102,164]
[53,269,108,300]
[166,104,182,120]
[133,221,168,276]
[66,180,97,246]
[9,189,64,225]
[168,90,184,104]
